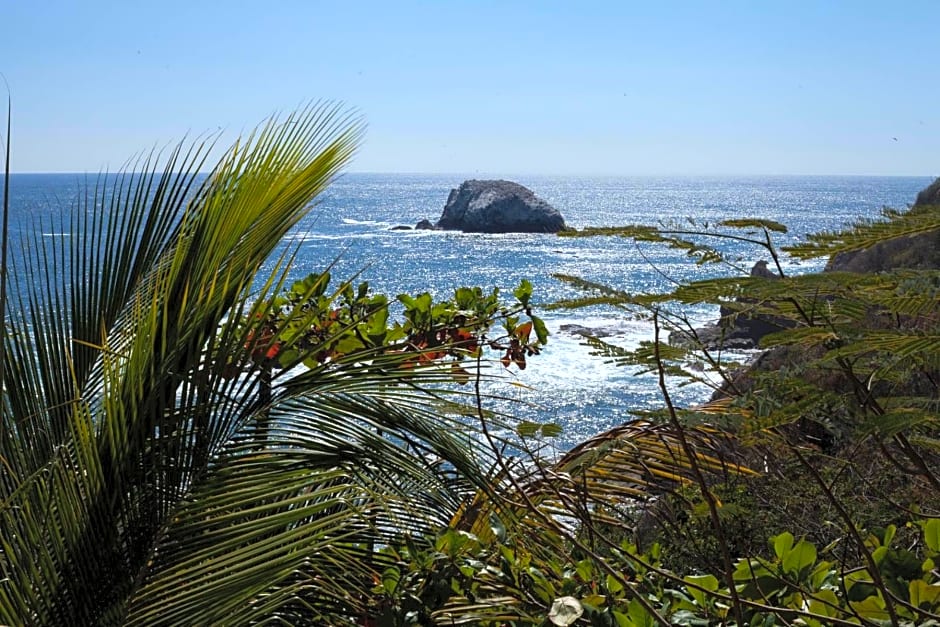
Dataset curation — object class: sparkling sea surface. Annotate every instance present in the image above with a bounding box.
[7,173,931,447]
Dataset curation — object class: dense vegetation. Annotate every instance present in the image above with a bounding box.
[0,107,938,625]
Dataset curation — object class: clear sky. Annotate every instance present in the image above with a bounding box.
[3,1,938,175]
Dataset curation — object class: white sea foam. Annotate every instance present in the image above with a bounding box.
[341,218,386,226]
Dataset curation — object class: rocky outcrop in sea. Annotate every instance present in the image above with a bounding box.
[417,179,567,233]
[670,260,792,351]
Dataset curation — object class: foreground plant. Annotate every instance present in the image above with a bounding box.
[372,520,940,626]
[535,205,940,625]
[365,204,939,625]
[0,105,549,626]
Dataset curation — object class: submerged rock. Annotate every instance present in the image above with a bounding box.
[671,260,792,351]
[559,323,624,339]
[428,179,567,233]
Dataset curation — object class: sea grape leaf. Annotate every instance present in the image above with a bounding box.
[910,578,940,609]
[782,539,817,578]
[381,567,400,595]
[580,594,606,610]
[531,315,549,344]
[773,532,794,561]
[807,589,840,617]
[626,598,655,627]
[882,524,897,547]
[684,574,719,607]
[850,596,889,621]
[924,519,940,553]
[513,278,533,307]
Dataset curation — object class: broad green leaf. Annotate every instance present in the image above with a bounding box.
[531,314,549,344]
[850,595,889,621]
[806,589,840,617]
[580,593,606,610]
[382,567,400,595]
[773,532,794,561]
[882,524,896,547]
[782,540,817,578]
[925,519,940,553]
[626,598,655,627]
[685,573,719,592]
[684,574,719,607]
[910,579,940,610]
[612,610,634,627]
[575,559,594,582]
[513,279,533,307]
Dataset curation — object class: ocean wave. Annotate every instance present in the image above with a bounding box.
[292,231,389,241]
[341,218,385,226]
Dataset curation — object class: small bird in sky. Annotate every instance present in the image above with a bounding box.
[892,137,898,141]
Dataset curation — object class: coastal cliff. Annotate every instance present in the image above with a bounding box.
[826,176,940,273]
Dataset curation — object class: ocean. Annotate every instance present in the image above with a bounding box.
[7,173,931,448]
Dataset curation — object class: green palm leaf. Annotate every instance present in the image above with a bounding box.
[0,104,502,625]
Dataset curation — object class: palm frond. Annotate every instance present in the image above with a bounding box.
[125,387,487,625]
[453,420,755,544]
[0,104,393,625]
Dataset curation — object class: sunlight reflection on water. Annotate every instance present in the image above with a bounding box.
[10,173,929,447]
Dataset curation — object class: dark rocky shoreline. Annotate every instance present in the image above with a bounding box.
[674,177,940,353]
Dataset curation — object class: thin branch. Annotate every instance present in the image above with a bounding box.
[652,310,746,625]
[788,445,901,627]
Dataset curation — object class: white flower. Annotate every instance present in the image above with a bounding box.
[548,596,584,626]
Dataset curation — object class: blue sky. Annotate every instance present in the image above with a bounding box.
[3,1,938,175]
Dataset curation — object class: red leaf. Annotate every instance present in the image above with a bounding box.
[453,328,474,342]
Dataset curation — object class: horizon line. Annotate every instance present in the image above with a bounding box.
[6,170,937,179]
